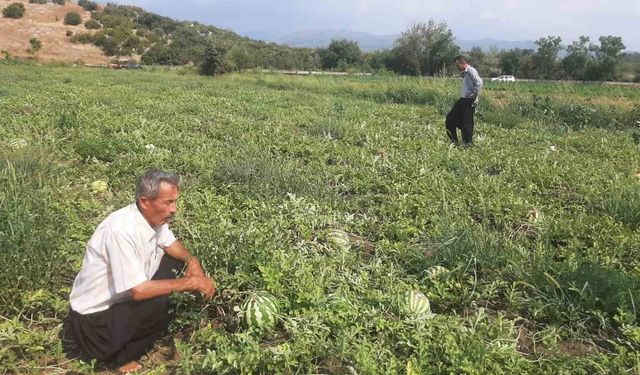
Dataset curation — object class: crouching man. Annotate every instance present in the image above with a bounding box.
[69,170,216,373]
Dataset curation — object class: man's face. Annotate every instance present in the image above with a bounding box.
[456,61,467,72]
[138,182,179,227]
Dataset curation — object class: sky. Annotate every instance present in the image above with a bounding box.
[109,0,640,51]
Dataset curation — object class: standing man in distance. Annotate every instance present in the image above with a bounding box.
[445,55,483,146]
[69,170,216,373]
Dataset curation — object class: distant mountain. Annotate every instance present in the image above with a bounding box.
[275,29,397,51]
[456,38,537,52]
[268,29,538,52]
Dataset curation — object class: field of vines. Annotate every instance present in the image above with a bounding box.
[1,62,640,374]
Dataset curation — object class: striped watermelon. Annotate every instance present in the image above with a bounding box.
[327,229,350,251]
[426,265,449,279]
[240,291,280,329]
[403,290,431,318]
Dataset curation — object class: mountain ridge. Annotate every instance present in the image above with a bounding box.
[243,29,539,52]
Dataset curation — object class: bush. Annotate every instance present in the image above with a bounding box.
[77,0,98,11]
[64,12,82,26]
[2,3,26,19]
[29,0,47,4]
[70,32,94,44]
[51,0,65,4]
[84,19,101,29]
[198,42,232,76]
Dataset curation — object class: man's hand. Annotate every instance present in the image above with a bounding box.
[190,276,216,299]
[185,257,206,278]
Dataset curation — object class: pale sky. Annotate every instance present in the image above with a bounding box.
[108,0,639,51]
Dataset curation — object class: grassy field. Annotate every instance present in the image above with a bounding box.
[1,62,640,374]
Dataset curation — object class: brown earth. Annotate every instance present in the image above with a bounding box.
[0,0,109,64]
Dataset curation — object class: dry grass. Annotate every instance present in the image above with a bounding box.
[0,0,108,64]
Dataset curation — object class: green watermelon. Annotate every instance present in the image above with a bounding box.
[327,229,350,251]
[426,265,449,279]
[240,291,280,329]
[91,180,108,193]
[403,290,431,318]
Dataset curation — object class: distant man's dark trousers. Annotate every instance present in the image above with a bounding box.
[69,255,184,367]
[446,97,476,144]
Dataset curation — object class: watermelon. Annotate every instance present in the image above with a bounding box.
[240,291,280,329]
[8,139,28,148]
[327,229,350,251]
[91,180,108,193]
[403,290,431,318]
[426,265,449,279]
[528,208,543,224]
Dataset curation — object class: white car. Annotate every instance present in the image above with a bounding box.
[491,75,516,82]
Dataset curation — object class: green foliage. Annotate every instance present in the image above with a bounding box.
[2,2,26,19]
[52,0,65,5]
[392,19,460,76]
[77,0,98,11]
[198,41,232,76]
[29,0,47,4]
[64,12,82,26]
[26,38,42,56]
[84,19,101,29]
[318,39,363,70]
[533,36,563,79]
[2,64,640,373]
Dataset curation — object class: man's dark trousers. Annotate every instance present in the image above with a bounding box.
[446,97,476,144]
[69,255,184,367]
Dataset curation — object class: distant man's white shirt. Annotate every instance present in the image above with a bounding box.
[70,204,177,315]
[461,65,483,99]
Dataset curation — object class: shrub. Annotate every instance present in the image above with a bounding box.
[29,0,47,4]
[51,0,65,4]
[84,19,101,29]
[70,32,94,44]
[64,12,82,26]
[77,0,98,11]
[26,38,42,56]
[198,42,232,76]
[2,3,26,19]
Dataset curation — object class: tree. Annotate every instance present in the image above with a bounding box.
[78,0,98,11]
[198,40,231,76]
[392,20,460,76]
[27,37,42,56]
[586,36,626,81]
[562,36,592,80]
[85,19,102,29]
[3,2,26,19]
[533,36,563,79]
[499,48,535,78]
[226,45,254,71]
[64,12,82,26]
[318,39,362,70]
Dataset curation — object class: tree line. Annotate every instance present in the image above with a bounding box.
[10,1,636,81]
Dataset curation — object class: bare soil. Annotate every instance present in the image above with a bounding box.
[0,0,109,64]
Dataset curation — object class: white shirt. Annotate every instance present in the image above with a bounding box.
[70,203,177,314]
[460,65,483,99]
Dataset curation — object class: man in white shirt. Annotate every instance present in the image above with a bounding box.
[69,170,216,373]
[446,55,483,146]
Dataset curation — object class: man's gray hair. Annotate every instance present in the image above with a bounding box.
[135,169,180,201]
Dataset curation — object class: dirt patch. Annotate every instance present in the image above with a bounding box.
[0,0,109,64]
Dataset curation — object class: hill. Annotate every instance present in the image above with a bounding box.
[0,0,317,68]
[269,29,537,52]
[0,0,108,64]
